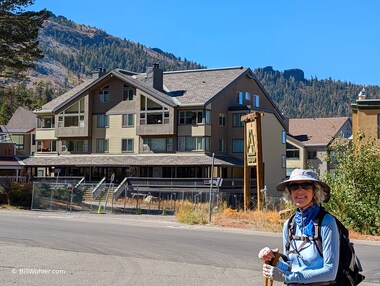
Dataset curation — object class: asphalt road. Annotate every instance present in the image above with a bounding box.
[0,210,379,286]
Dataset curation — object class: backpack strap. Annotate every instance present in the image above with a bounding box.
[313,208,328,257]
[285,213,296,254]
[286,208,328,257]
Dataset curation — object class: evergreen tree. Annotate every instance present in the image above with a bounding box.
[0,0,49,84]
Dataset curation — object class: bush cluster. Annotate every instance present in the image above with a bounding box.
[0,181,33,208]
[324,139,380,235]
[175,202,208,225]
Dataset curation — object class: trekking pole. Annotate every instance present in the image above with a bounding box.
[264,251,281,286]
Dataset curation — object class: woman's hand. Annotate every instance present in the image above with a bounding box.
[258,247,279,262]
[262,264,285,282]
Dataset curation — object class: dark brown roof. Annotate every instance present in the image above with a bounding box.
[162,67,248,106]
[38,67,250,114]
[20,153,243,167]
[289,117,350,146]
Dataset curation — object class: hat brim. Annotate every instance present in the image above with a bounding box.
[276,178,331,203]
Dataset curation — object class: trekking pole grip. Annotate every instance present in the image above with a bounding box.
[264,251,281,286]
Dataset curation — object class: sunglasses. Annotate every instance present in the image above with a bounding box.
[288,182,314,191]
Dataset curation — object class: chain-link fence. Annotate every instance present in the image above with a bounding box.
[31,177,285,214]
[31,179,90,212]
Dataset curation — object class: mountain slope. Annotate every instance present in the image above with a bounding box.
[33,14,205,88]
[254,66,380,118]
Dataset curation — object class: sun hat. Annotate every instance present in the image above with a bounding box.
[276,169,331,202]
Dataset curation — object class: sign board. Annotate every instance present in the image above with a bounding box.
[246,121,257,166]
[204,178,223,187]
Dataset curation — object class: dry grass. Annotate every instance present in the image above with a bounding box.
[212,208,283,232]
[211,208,380,241]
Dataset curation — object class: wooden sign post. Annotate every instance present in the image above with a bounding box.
[241,112,264,211]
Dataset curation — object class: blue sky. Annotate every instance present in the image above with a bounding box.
[29,0,380,86]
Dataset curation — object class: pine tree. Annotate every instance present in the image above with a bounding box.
[0,0,49,84]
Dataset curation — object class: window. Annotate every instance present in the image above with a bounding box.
[237,91,244,104]
[205,110,211,124]
[329,151,337,164]
[37,140,57,152]
[58,98,85,127]
[232,139,244,153]
[11,134,24,150]
[122,138,134,152]
[123,84,135,101]
[97,114,109,128]
[286,143,299,159]
[219,139,226,152]
[140,167,153,177]
[179,110,211,125]
[37,117,55,128]
[122,114,134,127]
[286,168,295,177]
[282,155,287,168]
[252,95,260,107]
[178,136,207,151]
[282,131,287,144]
[219,113,226,126]
[62,140,88,153]
[245,92,251,100]
[96,139,108,153]
[232,113,245,127]
[140,95,169,125]
[99,85,109,103]
[308,151,317,159]
[143,138,173,152]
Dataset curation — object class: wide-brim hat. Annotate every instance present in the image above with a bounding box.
[276,169,331,202]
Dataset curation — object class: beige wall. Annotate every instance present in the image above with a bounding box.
[106,114,139,154]
[91,114,107,153]
[177,125,210,136]
[35,129,56,140]
[286,140,306,172]
[261,113,286,197]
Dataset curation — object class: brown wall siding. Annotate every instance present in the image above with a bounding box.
[355,109,379,142]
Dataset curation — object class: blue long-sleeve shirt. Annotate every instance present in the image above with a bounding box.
[276,213,340,284]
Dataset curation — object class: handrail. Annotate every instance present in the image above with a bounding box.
[113,177,128,199]
[74,177,85,189]
[92,177,106,200]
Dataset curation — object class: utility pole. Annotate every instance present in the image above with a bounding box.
[241,112,264,211]
[208,153,215,223]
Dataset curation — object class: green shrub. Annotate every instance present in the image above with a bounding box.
[324,139,380,235]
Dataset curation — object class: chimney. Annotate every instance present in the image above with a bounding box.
[357,87,366,101]
[92,67,106,79]
[146,64,163,92]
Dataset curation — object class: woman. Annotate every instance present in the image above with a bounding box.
[258,169,339,285]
